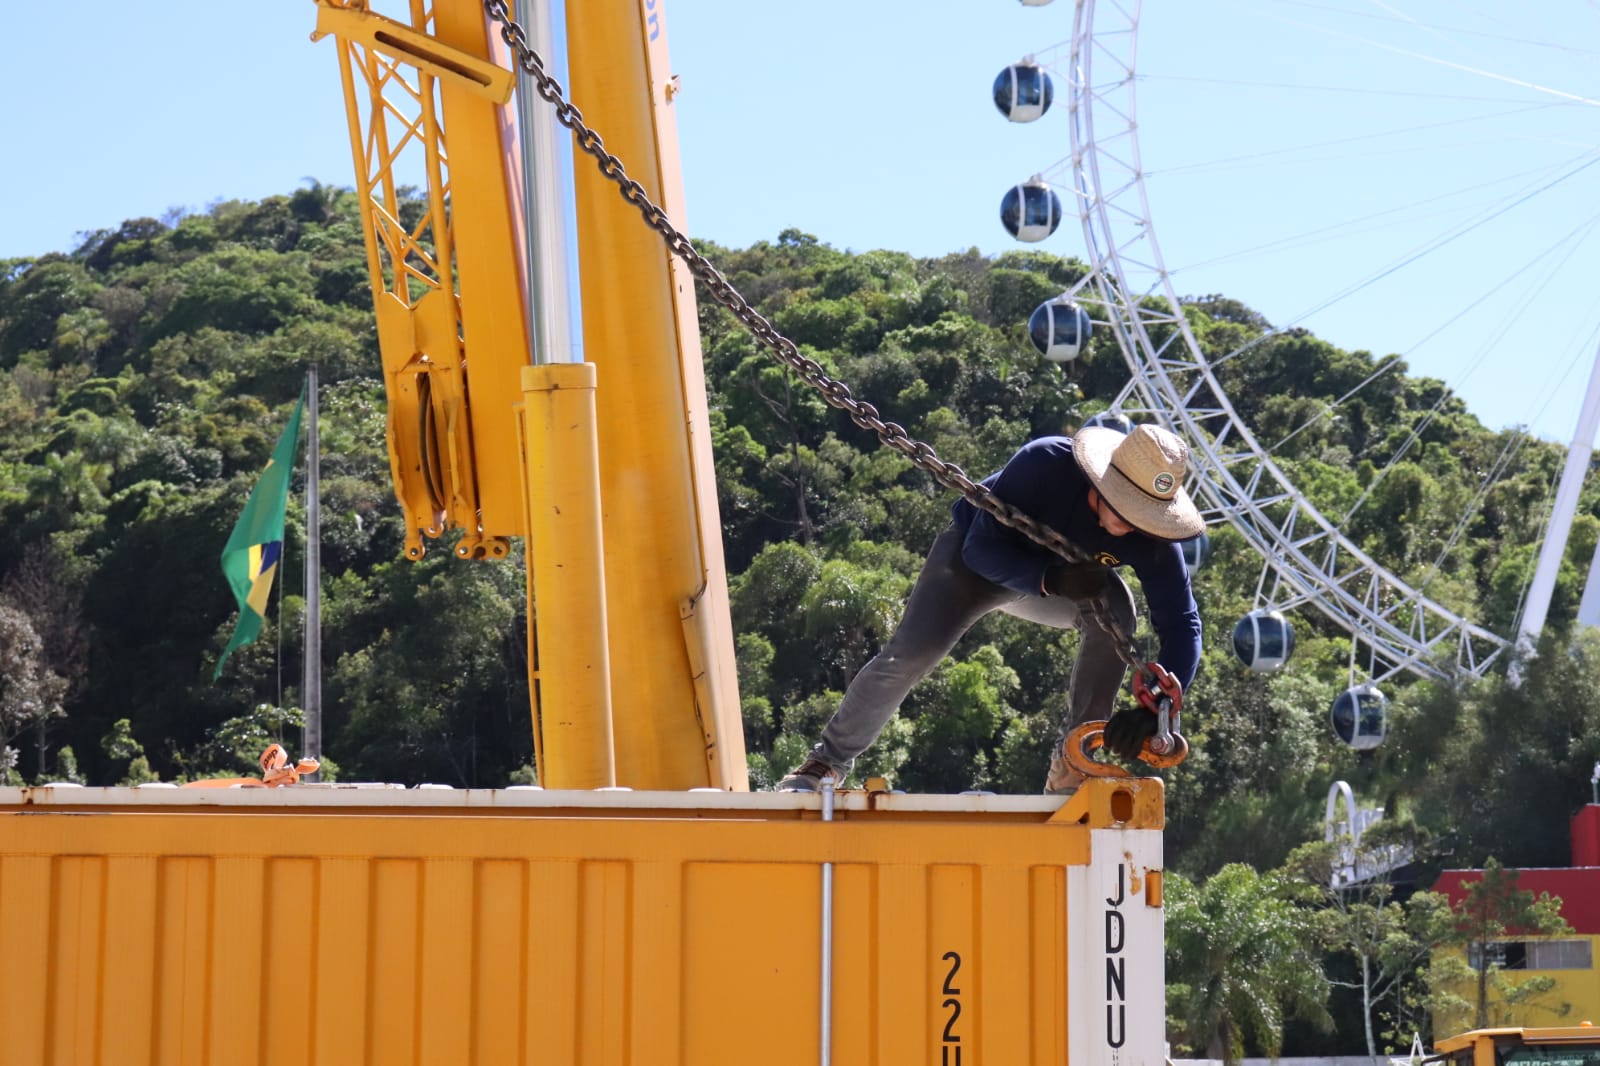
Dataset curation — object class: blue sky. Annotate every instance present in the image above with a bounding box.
[6,2,1600,443]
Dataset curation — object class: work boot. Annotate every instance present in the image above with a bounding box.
[777,757,840,792]
[1043,745,1086,797]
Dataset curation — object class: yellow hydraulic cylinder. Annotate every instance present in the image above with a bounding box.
[520,362,615,789]
[566,0,747,790]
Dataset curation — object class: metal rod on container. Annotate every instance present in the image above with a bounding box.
[820,778,835,1066]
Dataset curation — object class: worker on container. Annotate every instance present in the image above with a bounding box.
[778,423,1204,795]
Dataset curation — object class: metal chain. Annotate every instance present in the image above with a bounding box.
[480,0,1154,685]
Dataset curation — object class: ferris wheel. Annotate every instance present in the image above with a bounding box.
[994,1,1600,685]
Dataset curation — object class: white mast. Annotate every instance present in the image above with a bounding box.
[1577,387,1600,623]
[1514,340,1600,682]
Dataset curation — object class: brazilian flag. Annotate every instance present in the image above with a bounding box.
[215,388,306,679]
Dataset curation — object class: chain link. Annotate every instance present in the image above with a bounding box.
[480,0,1154,685]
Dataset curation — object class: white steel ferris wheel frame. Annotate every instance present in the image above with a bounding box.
[1064,0,1511,683]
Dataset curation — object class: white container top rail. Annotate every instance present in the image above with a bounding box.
[0,782,1072,816]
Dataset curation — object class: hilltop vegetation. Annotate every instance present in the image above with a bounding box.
[3,184,1600,889]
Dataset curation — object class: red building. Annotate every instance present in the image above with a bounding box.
[1430,806,1600,1030]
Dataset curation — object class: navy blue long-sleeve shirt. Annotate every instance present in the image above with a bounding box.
[949,436,1203,691]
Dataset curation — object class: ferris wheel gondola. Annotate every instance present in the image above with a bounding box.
[1082,410,1133,435]
[993,62,1054,123]
[1232,609,1296,673]
[1028,296,1092,362]
[1179,529,1211,578]
[1331,683,1388,751]
[1000,178,1062,243]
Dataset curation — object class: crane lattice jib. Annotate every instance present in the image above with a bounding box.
[1066,0,1510,682]
[314,1,530,563]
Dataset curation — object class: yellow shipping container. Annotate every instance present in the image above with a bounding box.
[0,777,1166,1066]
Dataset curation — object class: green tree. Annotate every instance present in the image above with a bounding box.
[1165,864,1332,1064]
[179,702,308,781]
[147,247,317,341]
[799,556,909,688]
[0,603,67,784]
[1281,825,1459,1055]
[899,645,1020,792]
[1408,631,1600,869]
[0,257,101,359]
[324,557,527,785]
[1447,858,1572,1030]
[99,718,159,786]
[22,450,110,533]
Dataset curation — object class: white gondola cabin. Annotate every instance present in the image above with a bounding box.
[1179,530,1212,578]
[993,62,1054,123]
[1028,296,1092,361]
[1083,410,1133,435]
[1232,609,1295,672]
[1001,180,1062,243]
[1331,683,1388,750]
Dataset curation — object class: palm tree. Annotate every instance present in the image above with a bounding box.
[24,450,109,530]
[1166,863,1333,1064]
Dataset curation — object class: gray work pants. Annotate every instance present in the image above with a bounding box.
[811,523,1135,776]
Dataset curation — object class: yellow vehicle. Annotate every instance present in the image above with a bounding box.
[1433,1026,1600,1066]
[0,1,1178,1061]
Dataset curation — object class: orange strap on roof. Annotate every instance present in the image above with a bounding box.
[179,744,321,788]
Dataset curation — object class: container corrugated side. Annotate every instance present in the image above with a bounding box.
[0,778,1165,1066]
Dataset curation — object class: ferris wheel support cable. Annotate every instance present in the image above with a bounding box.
[1151,100,1567,183]
[1175,147,1597,287]
[1297,20,1600,109]
[1183,148,1600,386]
[1419,431,1530,596]
[1222,214,1599,532]
[1258,140,1600,594]
[1068,0,1511,682]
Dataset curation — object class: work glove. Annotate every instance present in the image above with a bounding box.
[1105,663,1185,762]
[1102,708,1159,762]
[1042,562,1115,602]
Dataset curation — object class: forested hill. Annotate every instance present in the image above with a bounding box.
[3,184,1600,881]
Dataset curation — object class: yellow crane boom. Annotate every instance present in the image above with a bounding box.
[310,0,745,790]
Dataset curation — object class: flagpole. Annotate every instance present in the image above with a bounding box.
[302,366,323,769]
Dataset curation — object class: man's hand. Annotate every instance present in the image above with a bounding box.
[1042,563,1113,601]
[1102,709,1159,761]
[1106,664,1185,762]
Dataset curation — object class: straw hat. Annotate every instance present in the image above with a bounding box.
[1073,424,1204,541]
